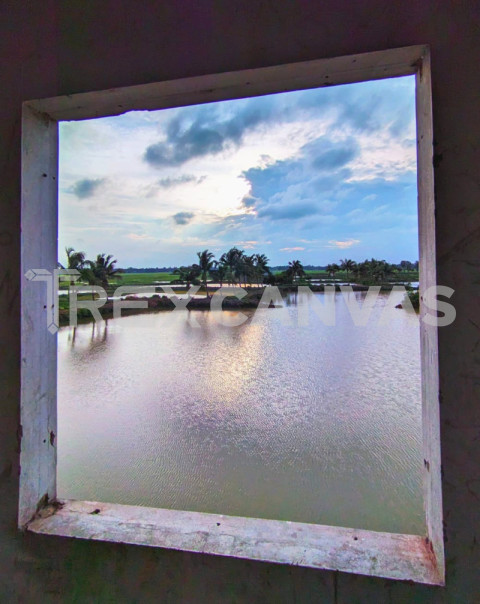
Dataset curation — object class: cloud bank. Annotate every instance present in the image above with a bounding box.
[59,75,418,267]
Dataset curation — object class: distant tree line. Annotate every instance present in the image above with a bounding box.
[121,260,418,274]
[324,258,418,284]
[122,267,177,273]
[61,245,419,296]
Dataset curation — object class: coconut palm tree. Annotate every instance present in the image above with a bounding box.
[352,258,396,284]
[236,253,250,287]
[287,260,306,283]
[82,253,121,298]
[339,258,356,282]
[62,247,86,294]
[220,247,244,285]
[326,263,340,278]
[254,253,271,286]
[374,260,396,283]
[79,266,102,299]
[197,249,215,297]
[243,254,256,287]
[211,261,227,286]
[65,247,86,271]
[173,264,201,288]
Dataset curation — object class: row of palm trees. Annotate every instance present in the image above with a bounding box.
[174,247,274,297]
[62,247,120,292]
[325,258,398,283]
[175,247,315,297]
[62,246,413,298]
[62,245,306,299]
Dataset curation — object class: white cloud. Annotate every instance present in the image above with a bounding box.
[234,240,269,249]
[127,233,153,240]
[327,239,360,249]
[58,77,417,267]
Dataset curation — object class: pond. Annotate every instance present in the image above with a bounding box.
[57,289,424,535]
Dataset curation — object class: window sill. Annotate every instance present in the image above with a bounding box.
[27,499,443,585]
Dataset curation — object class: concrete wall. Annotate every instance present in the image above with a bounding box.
[1,1,479,601]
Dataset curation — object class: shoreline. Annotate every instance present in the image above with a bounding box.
[59,283,411,327]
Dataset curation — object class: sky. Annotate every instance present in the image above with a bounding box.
[59,75,418,268]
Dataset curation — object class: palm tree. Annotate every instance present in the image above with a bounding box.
[197,249,215,297]
[353,259,369,282]
[326,263,340,278]
[376,260,396,282]
[339,258,356,282]
[173,264,201,288]
[352,258,396,284]
[220,247,244,285]
[254,253,271,286]
[236,253,250,287]
[243,254,256,287]
[82,253,121,298]
[79,266,102,299]
[287,260,306,283]
[211,262,227,286]
[65,247,86,271]
[62,247,86,294]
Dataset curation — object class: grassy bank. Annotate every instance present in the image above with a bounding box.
[58,282,412,326]
[59,271,179,289]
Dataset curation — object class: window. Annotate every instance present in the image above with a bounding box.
[20,45,444,585]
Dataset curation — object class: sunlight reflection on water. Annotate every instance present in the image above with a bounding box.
[57,290,424,534]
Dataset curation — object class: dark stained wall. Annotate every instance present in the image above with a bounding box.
[1,1,479,601]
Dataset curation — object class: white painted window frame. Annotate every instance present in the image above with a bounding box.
[20,45,444,585]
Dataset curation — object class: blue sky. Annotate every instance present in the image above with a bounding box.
[59,75,418,268]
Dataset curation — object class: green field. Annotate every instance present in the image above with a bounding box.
[106,269,420,285]
[59,272,179,289]
[60,269,419,291]
[109,272,179,285]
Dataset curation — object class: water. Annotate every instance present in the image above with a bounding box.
[57,290,425,535]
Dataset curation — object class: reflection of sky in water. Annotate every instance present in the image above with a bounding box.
[57,291,424,534]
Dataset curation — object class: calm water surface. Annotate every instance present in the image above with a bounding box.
[58,290,425,534]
